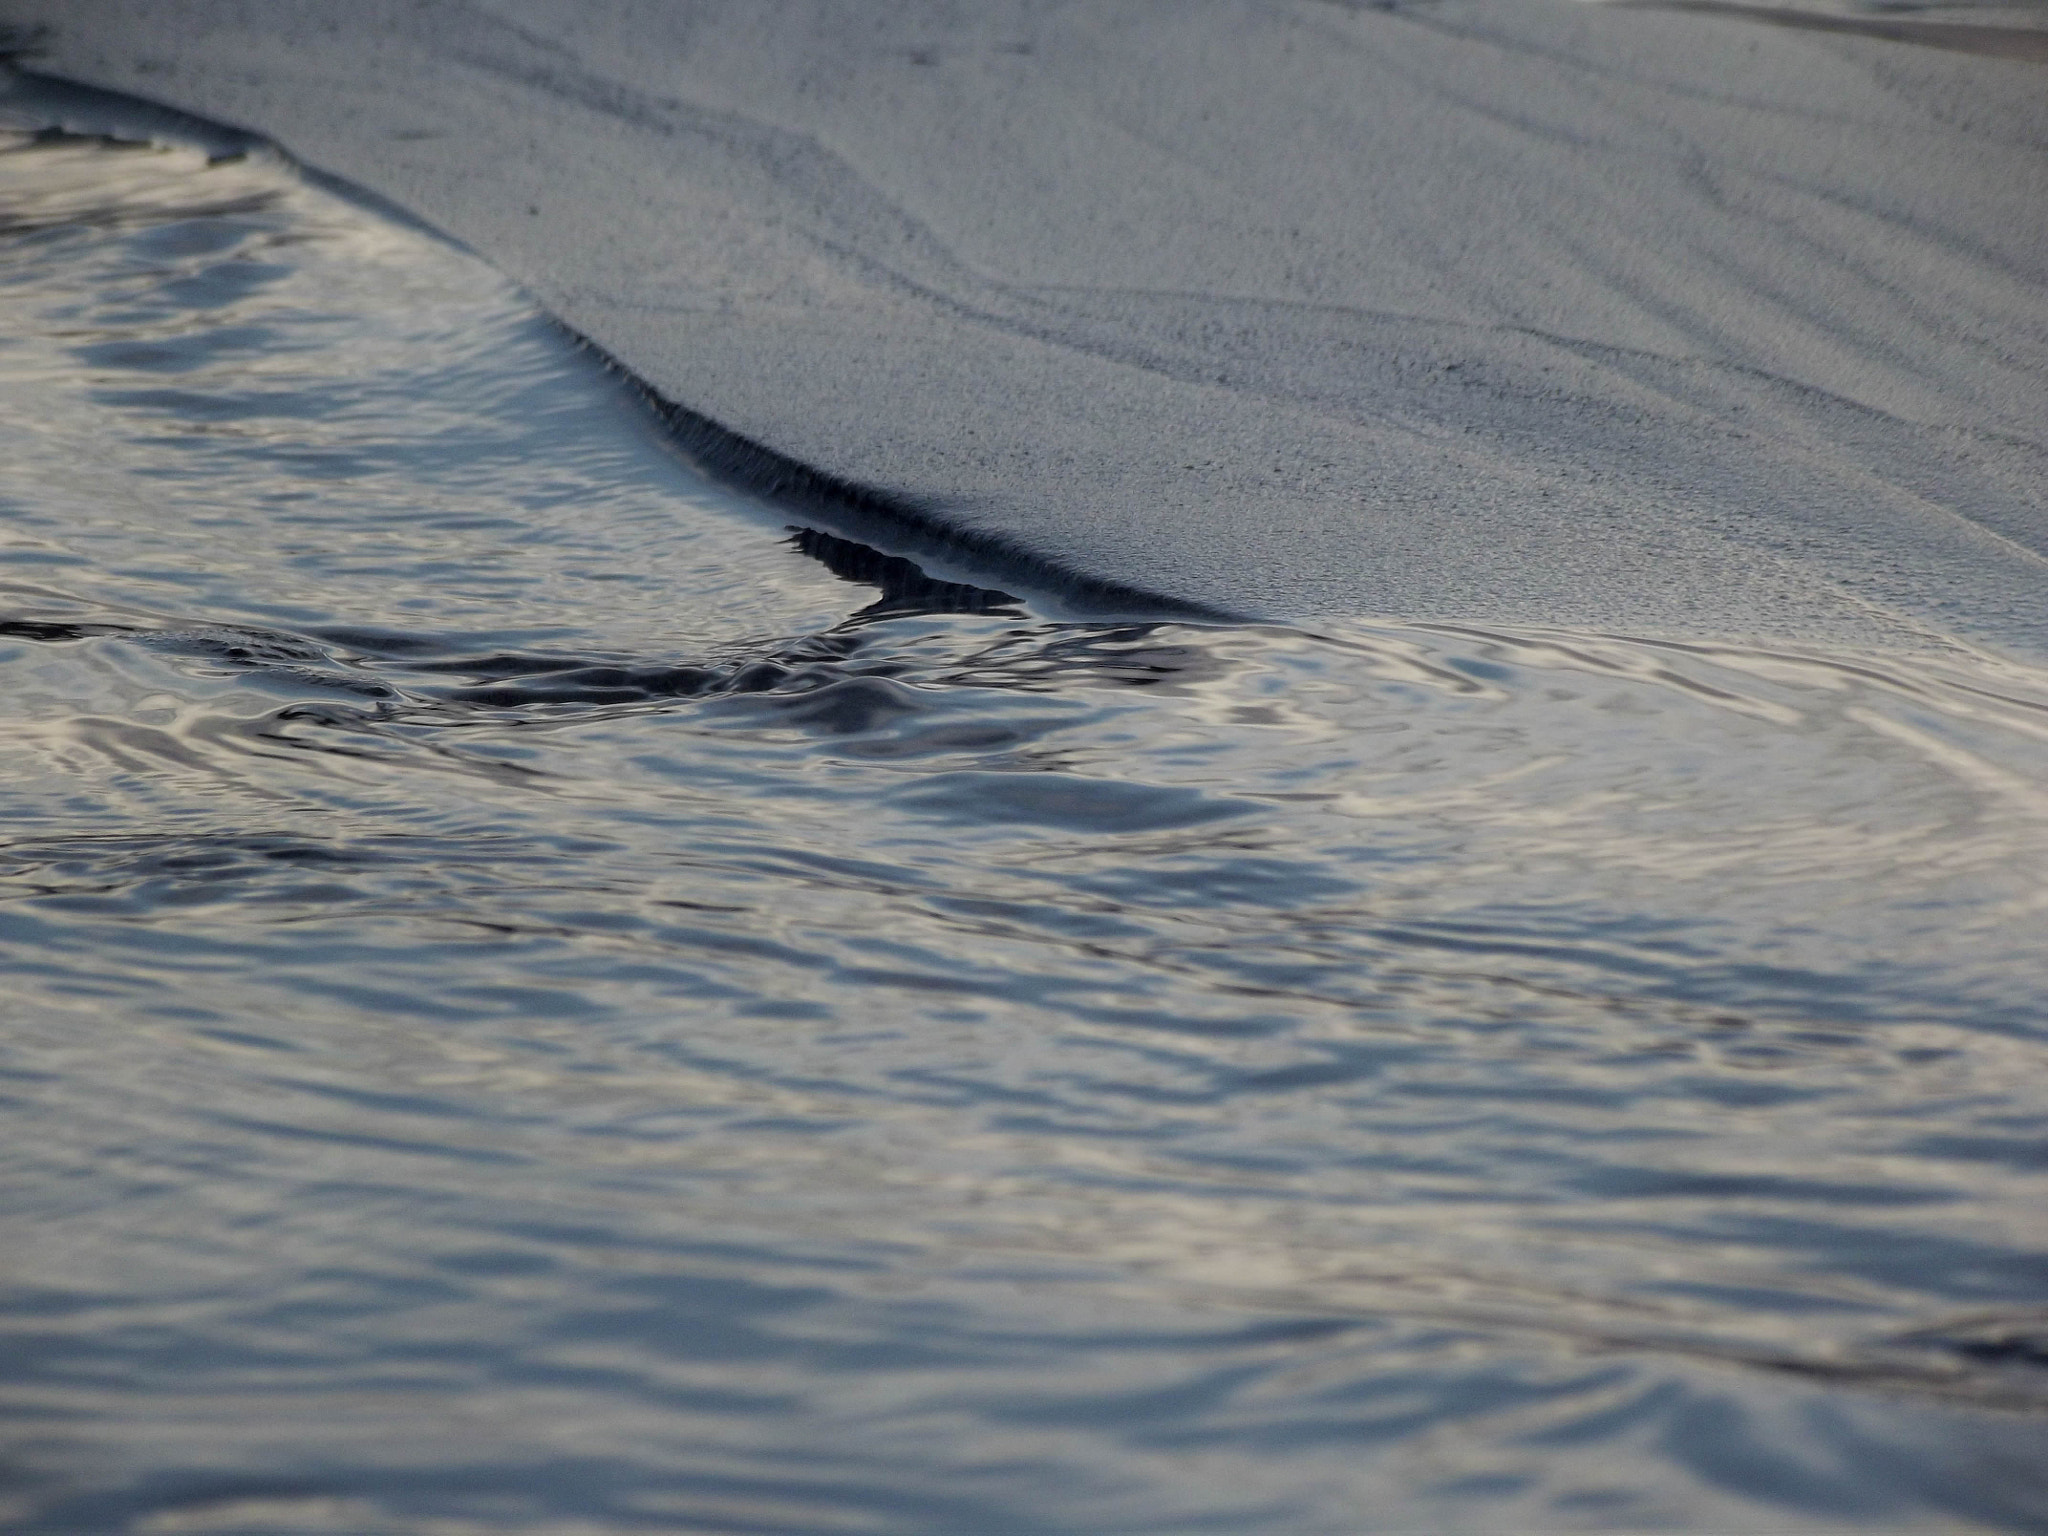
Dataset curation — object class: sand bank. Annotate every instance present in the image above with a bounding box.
[4,0,2044,649]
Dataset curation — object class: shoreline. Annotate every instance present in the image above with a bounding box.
[3,0,2043,656]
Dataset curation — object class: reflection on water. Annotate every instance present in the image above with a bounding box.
[2,128,2047,1534]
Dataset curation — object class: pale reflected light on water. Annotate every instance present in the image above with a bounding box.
[2,130,2047,1533]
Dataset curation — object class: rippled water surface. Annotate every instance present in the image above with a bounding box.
[3,128,2048,1534]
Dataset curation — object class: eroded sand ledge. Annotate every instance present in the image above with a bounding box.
[4,0,2045,649]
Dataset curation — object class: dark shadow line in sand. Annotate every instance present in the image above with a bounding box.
[612,363,1236,624]
[782,527,1021,620]
[1620,0,2048,63]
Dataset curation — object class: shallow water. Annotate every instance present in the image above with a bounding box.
[1,129,2046,1534]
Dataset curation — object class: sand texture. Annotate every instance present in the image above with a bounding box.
[4,0,2045,649]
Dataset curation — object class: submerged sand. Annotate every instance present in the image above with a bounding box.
[3,0,2045,650]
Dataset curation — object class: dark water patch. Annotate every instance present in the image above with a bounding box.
[889,771,1258,834]
[2,122,2047,1535]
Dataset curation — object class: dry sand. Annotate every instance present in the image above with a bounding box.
[4,0,2045,650]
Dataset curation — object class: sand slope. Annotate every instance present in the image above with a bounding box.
[5,0,2045,647]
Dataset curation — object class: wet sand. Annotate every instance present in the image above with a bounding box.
[4,0,2045,652]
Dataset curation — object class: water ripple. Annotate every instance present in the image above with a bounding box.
[2,125,2047,1534]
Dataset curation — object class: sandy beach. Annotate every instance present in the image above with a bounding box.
[4,0,2043,650]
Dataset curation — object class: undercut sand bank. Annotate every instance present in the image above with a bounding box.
[4,0,2044,651]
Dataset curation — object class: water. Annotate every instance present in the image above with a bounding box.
[2,127,2046,1534]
